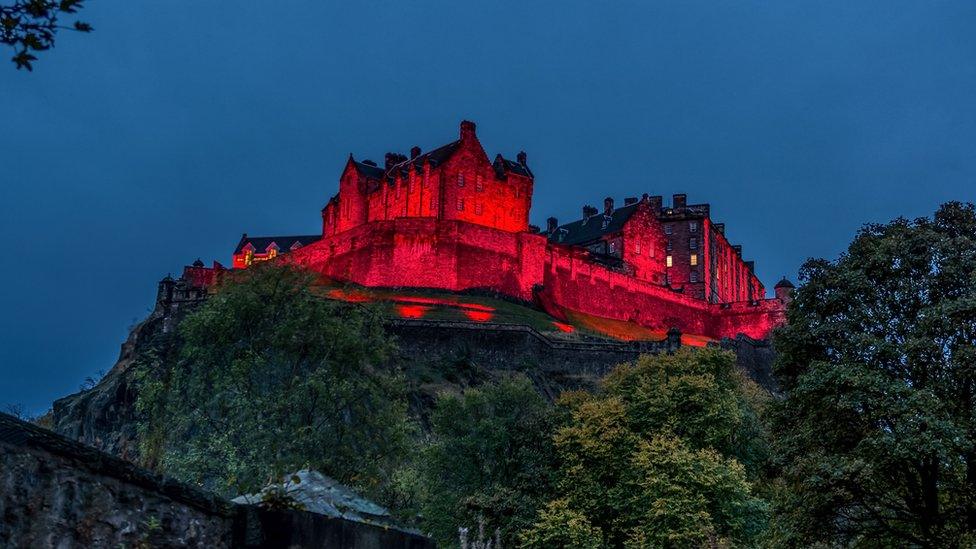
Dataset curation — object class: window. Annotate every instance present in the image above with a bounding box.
[456,197,464,211]
[690,221,698,233]
[666,255,673,267]
[608,241,615,254]
[476,175,483,192]
[475,202,483,215]
[457,173,465,187]
[689,238,698,250]
[690,254,698,266]
[430,196,437,211]
[667,239,673,251]
[690,271,699,283]
[634,241,641,254]
[664,224,673,235]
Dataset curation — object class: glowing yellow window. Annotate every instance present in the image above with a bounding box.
[666,255,673,267]
[690,254,698,266]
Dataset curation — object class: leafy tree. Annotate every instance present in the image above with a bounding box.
[137,263,412,499]
[1,1,91,70]
[414,375,557,546]
[770,202,976,546]
[523,348,769,547]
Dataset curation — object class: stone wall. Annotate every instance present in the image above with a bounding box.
[0,413,435,548]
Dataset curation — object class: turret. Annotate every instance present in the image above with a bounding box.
[774,277,795,304]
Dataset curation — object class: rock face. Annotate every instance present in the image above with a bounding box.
[50,297,778,461]
[50,310,178,460]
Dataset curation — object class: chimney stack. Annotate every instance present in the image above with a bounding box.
[460,120,477,141]
[517,151,527,165]
[604,197,614,216]
[410,146,421,158]
[673,194,687,209]
[547,217,558,234]
[583,205,598,219]
[384,152,399,171]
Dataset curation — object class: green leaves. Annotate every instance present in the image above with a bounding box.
[770,202,976,546]
[1,0,91,70]
[136,263,411,500]
[523,348,769,547]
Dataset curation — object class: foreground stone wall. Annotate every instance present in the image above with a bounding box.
[0,413,235,548]
[0,413,434,548]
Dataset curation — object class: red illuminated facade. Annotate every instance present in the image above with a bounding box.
[235,121,790,340]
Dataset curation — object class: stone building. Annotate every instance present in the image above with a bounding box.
[225,121,789,340]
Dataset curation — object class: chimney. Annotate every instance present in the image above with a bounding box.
[673,194,687,209]
[604,197,614,216]
[583,205,598,219]
[649,195,663,212]
[547,217,558,234]
[384,152,399,171]
[517,151,527,165]
[410,146,421,158]
[624,197,638,206]
[460,120,477,141]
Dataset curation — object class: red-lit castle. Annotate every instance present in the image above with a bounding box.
[228,121,791,341]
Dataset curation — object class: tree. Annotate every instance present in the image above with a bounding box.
[523,348,769,547]
[136,263,412,499]
[770,202,976,546]
[414,375,557,546]
[1,0,91,70]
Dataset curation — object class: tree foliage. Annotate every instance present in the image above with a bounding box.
[413,375,557,546]
[1,1,91,70]
[523,348,769,547]
[770,202,976,546]
[136,263,412,499]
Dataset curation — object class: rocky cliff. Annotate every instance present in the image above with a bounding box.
[50,295,777,462]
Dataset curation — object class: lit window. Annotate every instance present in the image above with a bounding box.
[666,255,673,267]
[664,224,673,235]
[609,241,615,253]
[690,254,698,266]
[457,173,465,187]
[268,248,278,259]
[457,197,464,211]
[690,221,698,233]
[689,238,698,250]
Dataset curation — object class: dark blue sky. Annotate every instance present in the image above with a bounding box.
[2,1,974,412]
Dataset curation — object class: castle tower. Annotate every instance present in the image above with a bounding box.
[774,277,795,304]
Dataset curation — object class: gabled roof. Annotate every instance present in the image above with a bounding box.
[493,155,532,178]
[385,140,462,178]
[351,159,385,179]
[548,202,641,246]
[234,234,321,255]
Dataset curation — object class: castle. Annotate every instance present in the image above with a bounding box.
[224,121,790,341]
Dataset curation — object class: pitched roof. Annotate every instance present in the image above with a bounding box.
[548,203,640,246]
[234,234,321,255]
[493,155,532,178]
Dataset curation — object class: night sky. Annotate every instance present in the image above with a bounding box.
[2,1,974,413]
